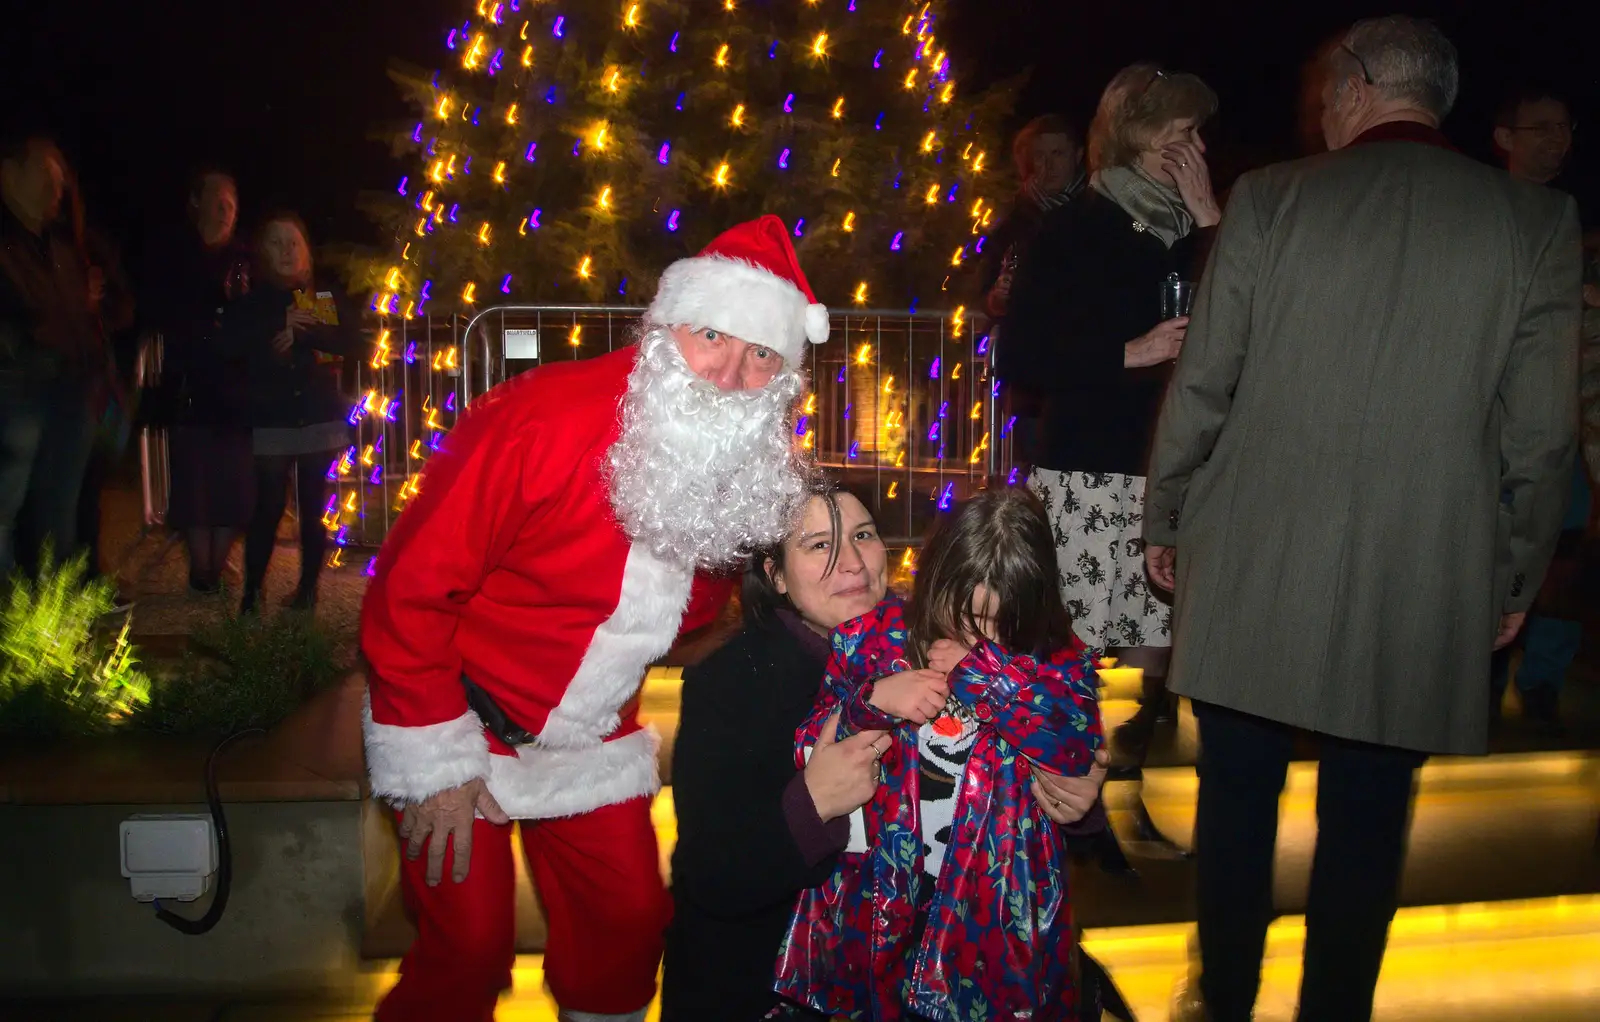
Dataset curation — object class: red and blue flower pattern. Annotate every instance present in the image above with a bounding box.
[773,596,1104,1021]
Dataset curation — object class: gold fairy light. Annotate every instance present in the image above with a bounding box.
[713,162,731,187]
[832,96,845,119]
[604,67,622,92]
[924,183,939,205]
[715,43,729,67]
[843,211,856,231]
[461,281,477,303]
[570,324,583,345]
[597,185,612,210]
[624,4,640,28]
[577,256,592,279]
[921,131,937,153]
[855,343,873,365]
[730,103,745,127]
[521,44,533,67]
[853,282,868,305]
[477,222,492,245]
[812,32,828,58]
[493,161,507,184]
[506,103,519,125]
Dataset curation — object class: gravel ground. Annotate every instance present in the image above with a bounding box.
[99,482,367,663]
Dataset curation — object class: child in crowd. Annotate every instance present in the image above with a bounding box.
[774,487,1104,1021]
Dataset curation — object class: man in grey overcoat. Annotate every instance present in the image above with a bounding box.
[1141,15,1583,1022]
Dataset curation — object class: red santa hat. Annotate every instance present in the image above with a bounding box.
[647,214,830,363]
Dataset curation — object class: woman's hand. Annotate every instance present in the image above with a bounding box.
[804,708,888,822]
[1162,140,1221,228]
[271,328,296,355]
[1125,317,1188,368]
[287,307,319,332]
[926,638,971,676]
[1030,748,1111,825]
[869,668,949,724]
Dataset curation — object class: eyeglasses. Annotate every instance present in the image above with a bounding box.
[1340,44,1374,86]
[1137,68,1170,98]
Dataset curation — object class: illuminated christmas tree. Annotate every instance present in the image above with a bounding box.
[328,0,1017,567]
[362,0,1015,311]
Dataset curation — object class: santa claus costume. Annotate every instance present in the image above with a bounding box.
[362,215,829,1022]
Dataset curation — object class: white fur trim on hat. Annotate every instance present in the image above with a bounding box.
[648,255,829,363]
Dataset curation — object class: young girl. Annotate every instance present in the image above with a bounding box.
[774,487,1104,1021]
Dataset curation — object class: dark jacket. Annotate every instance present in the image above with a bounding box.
[139,229,252,427]
[0,203,102,384]
[219,278,363,429]
[662,616,840,1022]
[1007,189,1216,475]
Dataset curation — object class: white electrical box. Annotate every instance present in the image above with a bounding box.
[120,814,217,903]
[503,328,540,360]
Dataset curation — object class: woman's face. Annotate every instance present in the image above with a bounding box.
[1138,116,1206,186]
[771,493,888,633]
[262,221,310,283]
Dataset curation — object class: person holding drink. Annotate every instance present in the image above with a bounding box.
[1006,63,1221,834]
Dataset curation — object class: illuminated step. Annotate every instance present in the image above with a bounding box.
[1082,895,1600,1022]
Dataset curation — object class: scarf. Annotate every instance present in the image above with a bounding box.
[1091,165,1194,248]
[1023,169,1086,215]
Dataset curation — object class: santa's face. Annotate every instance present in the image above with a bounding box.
[671,324,786,391]
[609,325,809,570]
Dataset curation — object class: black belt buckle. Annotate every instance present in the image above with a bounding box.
[461,675,536,747]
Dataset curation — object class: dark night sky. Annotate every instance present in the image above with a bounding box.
[5,0,1597,274]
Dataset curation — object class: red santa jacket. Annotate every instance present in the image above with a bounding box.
[361,344,733,820]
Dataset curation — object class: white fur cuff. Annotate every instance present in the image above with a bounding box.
[363,698,491,805]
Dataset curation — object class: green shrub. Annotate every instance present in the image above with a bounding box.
[0,551,151,738]
[134,611,342,736]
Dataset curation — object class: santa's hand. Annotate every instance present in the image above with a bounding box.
[399,777,509,886]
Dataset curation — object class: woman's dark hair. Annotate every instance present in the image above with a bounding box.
[741,477,876,626]
[906,487,1073,660]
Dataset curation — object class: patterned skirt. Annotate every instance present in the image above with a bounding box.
[1027,469,1173,649]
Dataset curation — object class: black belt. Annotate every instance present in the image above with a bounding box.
[461,675,536,747]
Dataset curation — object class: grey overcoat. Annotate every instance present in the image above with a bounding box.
[1143,134,1582,755]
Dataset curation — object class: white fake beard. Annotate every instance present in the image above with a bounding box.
[607,326,809,570]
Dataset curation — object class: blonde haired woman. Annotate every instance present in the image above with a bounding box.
[1007,64,1220,766]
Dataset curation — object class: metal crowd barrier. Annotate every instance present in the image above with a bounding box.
[138,305,1018,561]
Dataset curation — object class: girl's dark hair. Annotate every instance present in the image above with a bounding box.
[742,477,875,626]
[906,487,1074,660]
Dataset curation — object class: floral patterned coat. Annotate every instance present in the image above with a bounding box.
[773,597,1103,1022]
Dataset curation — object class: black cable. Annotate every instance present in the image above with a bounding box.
[153,727,266,935]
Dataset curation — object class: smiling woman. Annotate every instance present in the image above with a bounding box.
[661,480,889,1021]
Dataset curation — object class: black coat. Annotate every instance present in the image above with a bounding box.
[218,279,364,429]
[661,617,834,1022]
[1007,189,1215,476]
[139,230,252,428]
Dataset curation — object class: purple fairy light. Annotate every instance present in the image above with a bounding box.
[369,465,383,486]
[976,333,990,356]
[891,231,903,251]
[778,148,790,169]
[873,49,883,68]
[937,483,955,510]
[848,441,860,459]
[525,142,538,161]
[928,422,940,441]
[489,49,503,75]
[795,416,810,437]
[1006,468,1019,486]
[404,341,418,364]
[929,358,940,379]
[793,219,805,238]
[501,274,512,293]
[667,210,681,231]
[528,209,542,229]
[783,93,795,113]
[553,16,564,37]
[657,141,671,164]
[365,557,379,578]
[974,235,986,254]
[412,123,424,143]
[444,392,457,412]
[670,32,679,52]
[938,401,949,419]
[397,176,408,195]
[447,29,458,49]
[836,367,847,383]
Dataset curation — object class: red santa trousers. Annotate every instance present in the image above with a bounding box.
[374,796,669,1021]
